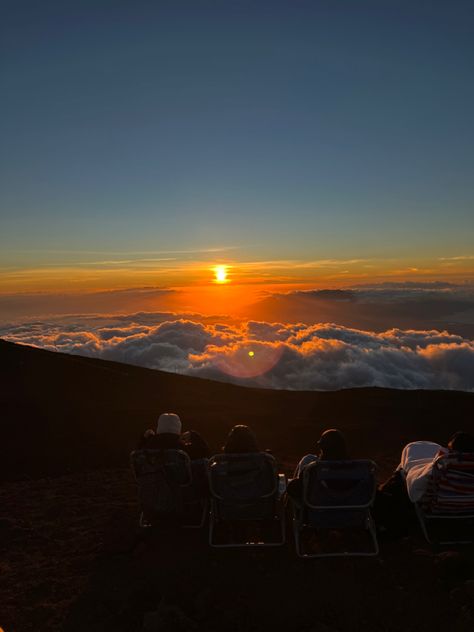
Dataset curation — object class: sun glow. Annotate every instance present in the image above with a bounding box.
[214,265,228,284]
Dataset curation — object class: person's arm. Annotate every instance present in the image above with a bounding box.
[293,454,318,479]
[137,429,155,449]
[182,430,210,459]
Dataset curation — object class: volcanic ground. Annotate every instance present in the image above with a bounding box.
[1,339,474,632]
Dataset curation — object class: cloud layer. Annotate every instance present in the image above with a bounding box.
[2,313,474,391]
[254,282,474,339]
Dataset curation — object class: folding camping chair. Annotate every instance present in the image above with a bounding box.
[292,459,378,558]
[207,452,286,547]
[130,449,208,528]
[415,453,474,545]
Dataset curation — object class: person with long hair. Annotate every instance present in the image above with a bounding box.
[222,424,260,454]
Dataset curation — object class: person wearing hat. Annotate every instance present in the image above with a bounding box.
[138,412,210,459]
[138,412,210,497]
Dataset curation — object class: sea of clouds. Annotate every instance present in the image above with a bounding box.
[2,312,474,391]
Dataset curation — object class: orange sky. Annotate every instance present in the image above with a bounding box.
[1,254,473,320]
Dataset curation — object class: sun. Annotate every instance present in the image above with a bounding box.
[214,265,228,284]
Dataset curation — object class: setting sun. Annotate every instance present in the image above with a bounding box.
[214,265,228,284]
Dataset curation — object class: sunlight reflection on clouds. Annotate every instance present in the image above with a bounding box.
[3,313,474,391]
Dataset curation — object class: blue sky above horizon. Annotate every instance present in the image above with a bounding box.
[1,0,474,300]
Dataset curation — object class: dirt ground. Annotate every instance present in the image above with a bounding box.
[1,467,474,632]
[1,341,474,631]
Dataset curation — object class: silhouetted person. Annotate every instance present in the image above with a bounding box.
[287,428,349,503]
[398,431,474,502]
[293,428,348,478]
[138,413,210,497]
[138,413,210,459]
[222,424,260,454]
[375,431,474,537]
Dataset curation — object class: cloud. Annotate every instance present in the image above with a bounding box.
[252,282,474,339]
[2,314,474,392]
[0,287,176,321]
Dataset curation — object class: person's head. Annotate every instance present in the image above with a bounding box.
[316,428,348,460]
[156,412,182,436]
[448,431,474,453]
[223,424,259,454]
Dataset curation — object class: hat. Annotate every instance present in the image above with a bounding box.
[156,413,182,435]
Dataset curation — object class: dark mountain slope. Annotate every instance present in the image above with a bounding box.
[1,338,473,480]
[2,339,474,632]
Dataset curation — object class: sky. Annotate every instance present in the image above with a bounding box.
[0,2,473,312]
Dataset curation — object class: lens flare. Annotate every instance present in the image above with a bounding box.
[207,343,283,379]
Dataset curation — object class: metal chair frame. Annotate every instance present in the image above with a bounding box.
[131,449,208,529]
[292,459,379,558]
[414,454,474,545]
[208,453,286,548]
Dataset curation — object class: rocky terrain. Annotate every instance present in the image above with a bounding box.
[1,339,474,632]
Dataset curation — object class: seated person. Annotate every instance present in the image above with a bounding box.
[293,428,348,477]
[138,412,210,459]
[213,425,279,543]
[287,428,349,502]
[222,424,260,454]
[397,431,474,503]
[138,412,210,496]
[375,431,474,536]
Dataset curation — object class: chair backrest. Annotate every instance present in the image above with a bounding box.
[130,449,192,517]
[303,459,376,509]
[424,453,474,514]
[208,452,278,501]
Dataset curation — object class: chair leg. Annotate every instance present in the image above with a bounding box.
[183,499,209,529]
[367,514,379,556]
[139,512,152,529]
[414,505,474,546]
[415,503,433,544]
[208,502,216,546]
[279,508,287,545]
[209,502,286,548]
[293,513,379,558]
[293,518,305,557]
[290,503,305,557]
[199,499,209,528]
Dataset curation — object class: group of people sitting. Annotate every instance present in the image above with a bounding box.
[138,412,260,458]
[136,411,474,536]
